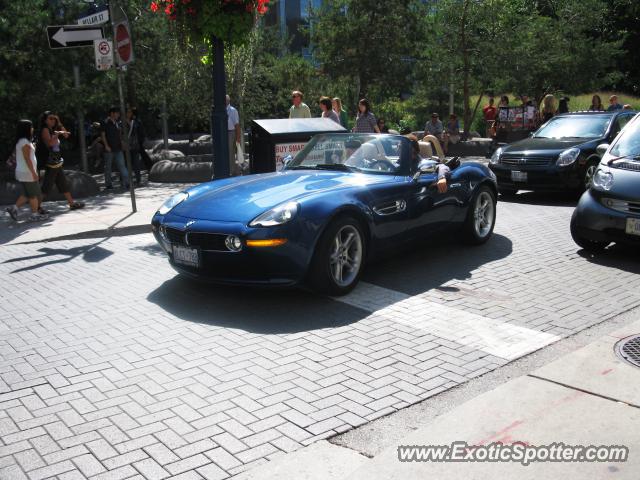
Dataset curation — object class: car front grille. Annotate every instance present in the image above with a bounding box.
[601,198,640,215]
[165,226,186,244]
[500,156,553,166]
[163,227,232,252]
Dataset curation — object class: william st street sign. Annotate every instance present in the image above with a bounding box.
[47,25,104,49]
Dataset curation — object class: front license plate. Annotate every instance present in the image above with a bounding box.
[626,218,640,237]
[172,244,200,268]
[511,171,527,182]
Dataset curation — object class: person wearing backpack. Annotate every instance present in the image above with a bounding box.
[37,111,84,211]
[5,120,47,222]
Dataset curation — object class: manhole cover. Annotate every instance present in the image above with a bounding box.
[615,335,640,368]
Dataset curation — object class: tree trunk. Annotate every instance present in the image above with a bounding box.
[469,91,485,137]
[461,0,471,139]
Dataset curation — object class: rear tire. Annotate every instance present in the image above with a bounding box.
[570,210,608,252]
[463,185,497,245]
[307,215,366,295]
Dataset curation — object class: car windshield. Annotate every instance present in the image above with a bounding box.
[610,116,640,159]
[287,134,403,175]
[534,115,611,139]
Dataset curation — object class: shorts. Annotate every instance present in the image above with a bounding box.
[41,166,69,195]
[21,181,42,198]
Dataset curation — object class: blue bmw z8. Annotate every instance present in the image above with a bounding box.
[152,133,498,295]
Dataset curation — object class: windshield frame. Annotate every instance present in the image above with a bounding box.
[533,114,612,140]
[609,113,640,159]
[285,133,411,176]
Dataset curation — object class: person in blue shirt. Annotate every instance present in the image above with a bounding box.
[607,95,623,111]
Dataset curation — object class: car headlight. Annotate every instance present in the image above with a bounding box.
[556,147,580,166]
[592,169,614,191]
[490,147,503,165]
[158,192,188,215]
[249,201,299,227]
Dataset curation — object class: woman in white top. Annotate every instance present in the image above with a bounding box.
[5,120,47,221]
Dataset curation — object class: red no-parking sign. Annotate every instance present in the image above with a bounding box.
[114,20,134,66]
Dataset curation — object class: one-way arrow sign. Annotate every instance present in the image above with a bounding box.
[47,25,104,49]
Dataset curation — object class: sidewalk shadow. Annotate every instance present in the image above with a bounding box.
[2,238,113,273]
[147,233,512,334]
[0,180,192,246]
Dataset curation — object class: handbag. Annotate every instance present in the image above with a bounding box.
[6,152,16,170]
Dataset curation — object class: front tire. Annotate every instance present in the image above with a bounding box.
[463,185,497,245]
[582,158,599,192]
[308,216,366,295]
[570,210,608,252]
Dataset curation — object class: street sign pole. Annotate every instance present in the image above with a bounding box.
[73,65,88,174]
[108,0,136,213]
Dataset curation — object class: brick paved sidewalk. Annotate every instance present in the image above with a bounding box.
[1,192,639,479]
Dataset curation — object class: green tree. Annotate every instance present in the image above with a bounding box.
[310,0,426,100]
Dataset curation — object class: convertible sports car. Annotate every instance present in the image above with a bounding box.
[152,133,498,294]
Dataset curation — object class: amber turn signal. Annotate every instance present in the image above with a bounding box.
[245,239,288,247]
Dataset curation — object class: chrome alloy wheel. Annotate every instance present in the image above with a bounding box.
[474,191,495,239]
[584,163,598,189]
[329,225,363,287]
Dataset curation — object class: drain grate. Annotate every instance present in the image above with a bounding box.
[615,335,640,368]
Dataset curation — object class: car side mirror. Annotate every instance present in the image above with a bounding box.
[282,155,293,168]
[596,144,609,156]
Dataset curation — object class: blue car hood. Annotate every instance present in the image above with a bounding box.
[170,170,394,222]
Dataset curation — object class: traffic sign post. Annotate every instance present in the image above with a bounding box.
[77,5,109,26]
[109,1,137,213]
[94,39,113,71]
[47,25,104,49]
[114,20,134,66]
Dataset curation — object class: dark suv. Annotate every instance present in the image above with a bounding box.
[489,110,636,194]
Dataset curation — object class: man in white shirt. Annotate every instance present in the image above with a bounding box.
[226,95,242,176]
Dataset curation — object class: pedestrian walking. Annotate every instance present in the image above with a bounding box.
[319,96,340,124]
[377,117,389,133]
[482,97,497,137]
[352,99,380,133]
[226,95,242,176]
[101,107,130,190]
[558,96,570,114]
[5,120,47,222]
[37,111,84,210]
[289,90,311,119]
[332,97,349,128]
[126,107,145,186]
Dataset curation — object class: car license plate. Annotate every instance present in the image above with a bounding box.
[626,218,640,237]
[172,244,200,268]
[511,171,527,182]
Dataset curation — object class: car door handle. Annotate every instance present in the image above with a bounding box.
[373,200,407,216]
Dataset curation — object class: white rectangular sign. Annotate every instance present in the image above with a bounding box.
[275,142,306,170]
[78,8,109,26]
[94,39,113,71]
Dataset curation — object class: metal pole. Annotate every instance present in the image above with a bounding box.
[108,0,136,213]
[73,64,88,174]
[211,36,229,180]
[449,82,454,116]
[161,97,169,150]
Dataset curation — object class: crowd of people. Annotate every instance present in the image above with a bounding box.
[5,106,150,222]
[482,93,635,142]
